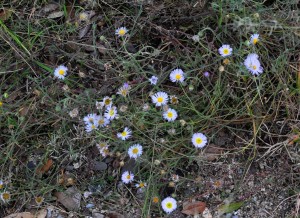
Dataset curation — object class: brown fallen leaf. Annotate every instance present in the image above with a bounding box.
[36,159,53,174]
[55,187,81,211]
[181,201,206,216]
[4,209,47,218]
[203,144,224,161]
[47,11,64,19]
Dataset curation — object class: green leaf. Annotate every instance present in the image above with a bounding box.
[218,201,244,214]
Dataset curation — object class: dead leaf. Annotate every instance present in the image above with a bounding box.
[78,24,91,39]
[47,11,64,19]
[0,8,12,21]
[97,43,107,54]
[181,201,206,215]
[55,187,81,211]
[106,211,125,218]
[4,209,47,218]
[19,105,30,117]
[36,159,53,174]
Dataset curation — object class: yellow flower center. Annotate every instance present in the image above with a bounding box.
[132,148,139,154]
[252,65,257,70]
[175,74,181,80]
[166,202,173,209]
[2,193,10,200]
[223,48,229,54]
[121,131,127,137]
[109,109,115,116]
[196,137,203,144]
[35,196,43,203]
[157,97,163,103]
[0,101,3,107]
[89,118,94,122]
[119,29,126,36]
[0,184,3,189]
[126,174,131,179]
[91,124,96,129]
[104,99,111,105]
[253,38,258,44]
[58,69,65,75]
[79,13,87,21]
[153,197,159,203]
[139,183,145,188]
[167,112,173,118]
[121,90,127,96]
[99,143,106,148]
[223,58,230,65]
[98,119,105,125]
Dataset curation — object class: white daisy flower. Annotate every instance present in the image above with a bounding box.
[128,144,143,159]
[244,53,263,75]
[0,180,3,189]
[135,181,147,189]
[83,113,98,124]
[117,83,131,97]
[218,44,233,57]
[115,27,128,37]
[121,171,134,184]
[149,75,158,85]
[161,197,177,213]
[1,192,11,203]
[102,96,113,108]
[54,65,68,80]
[151,91,168,107]
[117,127,132,140]
[96,142,110,157]
[85,122,98,133]
[250,33,259,45]
[170,68,185,83]
[192,132,208,148]
[104,106,117,120]
[35,196,44,206]
[95,115,110,127]
[163,108,178,122]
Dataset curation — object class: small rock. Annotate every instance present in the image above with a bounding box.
[55,187,81,211]
[91,161,107,171]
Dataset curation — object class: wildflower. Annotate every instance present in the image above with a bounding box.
[104,106,117,120]
[170,68,185,83]
[0,180,3,189]
[35,196,44,205]
[171,174,180,182]
[128,144,143,159]
[218,44,232,57]
[115,27,128,37]
[170,95,178,105]
[149,75,158,85]
[142,103,150,111]
[95,115,110,127]
[96,142,110,157]
[223,58,230,65]
[117,127,132,140]
[79,12,88,21]
[54,65,68,80]
[244,53,263,75]
[85,122,98,133]
[69,108,79,118]
[153,196,159,203]
[161,197,177,213]
[203,71,210,77]
[135,181,147,189]
[163,108,178,122]
[192,132,208,148]
[117,83,131,97]
[211,179,223,189]
[151,91,168,107]
[1,192,11,203]
[121,171,134,184]
[83,113,98,124]
[250,33,259,45]
[102,96,113,108]
[95,101,102,110]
